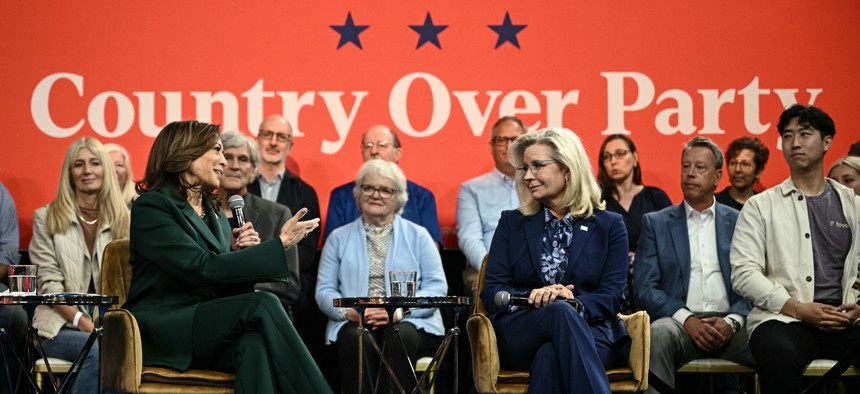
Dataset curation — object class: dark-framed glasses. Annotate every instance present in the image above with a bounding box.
[258,130,292,144]
[360,184,395,199]
[602,149,630,162]
[516,159,558,176]
[491,136,519,146]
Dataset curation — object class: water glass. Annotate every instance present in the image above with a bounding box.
[8,265,38,295]
[389,270,417,297]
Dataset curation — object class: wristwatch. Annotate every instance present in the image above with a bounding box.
[726,316,741,332]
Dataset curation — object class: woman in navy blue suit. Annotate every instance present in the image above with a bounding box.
[480,127,631,394]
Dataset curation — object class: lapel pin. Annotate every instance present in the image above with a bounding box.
[580,225,588,232]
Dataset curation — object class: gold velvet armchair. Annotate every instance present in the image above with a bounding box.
[466,256,651,393]
[99,239,236,393]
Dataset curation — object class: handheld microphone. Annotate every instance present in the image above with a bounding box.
[494,290,581,312]
[227,195,246,227]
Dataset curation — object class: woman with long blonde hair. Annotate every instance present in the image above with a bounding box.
[29,137,129,394]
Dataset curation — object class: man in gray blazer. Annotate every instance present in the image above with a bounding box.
[218,130,300,318]
[634,137,753,394]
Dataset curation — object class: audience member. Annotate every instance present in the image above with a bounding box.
[324,125,443,247]
[848,140,860,156]
[731,104,860,394]
[245,115,323,354]
[126,120,330,393]
[598,134,672,314]
[0,180,26,394]
[715,137,770,210]
[457,115,526,290]
[481,127,630,394]
[828,156,860,195]
[104,143,138,205]
[29,137,130,394]
[634,136,753,394]
[316,159,447,393]
[217,131,301,318]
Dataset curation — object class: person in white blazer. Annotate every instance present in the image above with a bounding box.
[316,159,447,394]
[29,137,129,394]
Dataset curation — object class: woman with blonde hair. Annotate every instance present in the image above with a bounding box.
[104,142,137,204]
[480,127,630,394]
[29,137,130,394]
[828,156,860,195]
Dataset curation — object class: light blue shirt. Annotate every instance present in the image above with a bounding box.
[257,170,284,203]
[456,168,518,271]
[0,181,20,266]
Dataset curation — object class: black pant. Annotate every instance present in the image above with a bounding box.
[749,320,860,394]
[335,321,441,394]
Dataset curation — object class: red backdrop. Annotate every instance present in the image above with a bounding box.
[2,1,859,248]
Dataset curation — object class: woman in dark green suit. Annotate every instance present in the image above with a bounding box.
[124,120,331,394]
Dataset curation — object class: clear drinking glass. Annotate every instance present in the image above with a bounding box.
[389,270,417,297]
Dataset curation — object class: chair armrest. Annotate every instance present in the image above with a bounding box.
[101,308,143,393]
[620,311,650,391]
[467,313,503,393]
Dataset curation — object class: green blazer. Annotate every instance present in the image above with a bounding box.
[125,184,289,370]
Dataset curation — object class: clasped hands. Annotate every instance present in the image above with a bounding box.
[791,300,860,332]
[346,307,401,329]
[527,284,575,308]
[684,316,733,352]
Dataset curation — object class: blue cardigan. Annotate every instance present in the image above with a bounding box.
[316,215,448,344]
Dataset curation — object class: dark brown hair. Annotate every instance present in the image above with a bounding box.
[597,134,642,198]
[136,120,222,206]
[725,136,769,174]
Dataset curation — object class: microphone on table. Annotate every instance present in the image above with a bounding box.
[227,195,246,227]
[494,290,581,312]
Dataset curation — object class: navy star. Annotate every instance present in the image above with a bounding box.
[488,11,527,49]
[330,12,369,49]
[409,12,448,49]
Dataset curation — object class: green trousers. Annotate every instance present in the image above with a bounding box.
[191,292,332,394]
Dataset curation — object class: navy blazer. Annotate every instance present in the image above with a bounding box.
[480,208,630,343]
[633,202,752,320]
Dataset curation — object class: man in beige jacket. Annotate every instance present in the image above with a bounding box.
[730,104,860,394]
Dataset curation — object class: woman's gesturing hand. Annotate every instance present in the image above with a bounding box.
[279,207,320,249]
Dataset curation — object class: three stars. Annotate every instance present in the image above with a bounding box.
[330,11,526,50]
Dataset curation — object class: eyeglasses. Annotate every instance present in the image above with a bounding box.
[259,130,292,144]
[602,149,630,162]
[491,136,518,146]
[362,141,392,151]
[728,160,754,171]
[516,160,558,176]
[360,184,395,199]
[681,163,712,175]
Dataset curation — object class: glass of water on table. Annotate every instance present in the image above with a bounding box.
[389,270,416,297]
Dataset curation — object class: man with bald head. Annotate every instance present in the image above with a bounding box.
[323,125,443,246]
[246,115,323,348]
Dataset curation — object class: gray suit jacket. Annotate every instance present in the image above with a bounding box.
[244,193,301,313]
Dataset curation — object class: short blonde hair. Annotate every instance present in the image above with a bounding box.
[509,127,605,218]
[828,156,860,179]
[353,159,409,214]
[104,143,137,205]
[46,137,129,239]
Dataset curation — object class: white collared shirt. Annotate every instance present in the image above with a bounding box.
[673,198,741,330]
